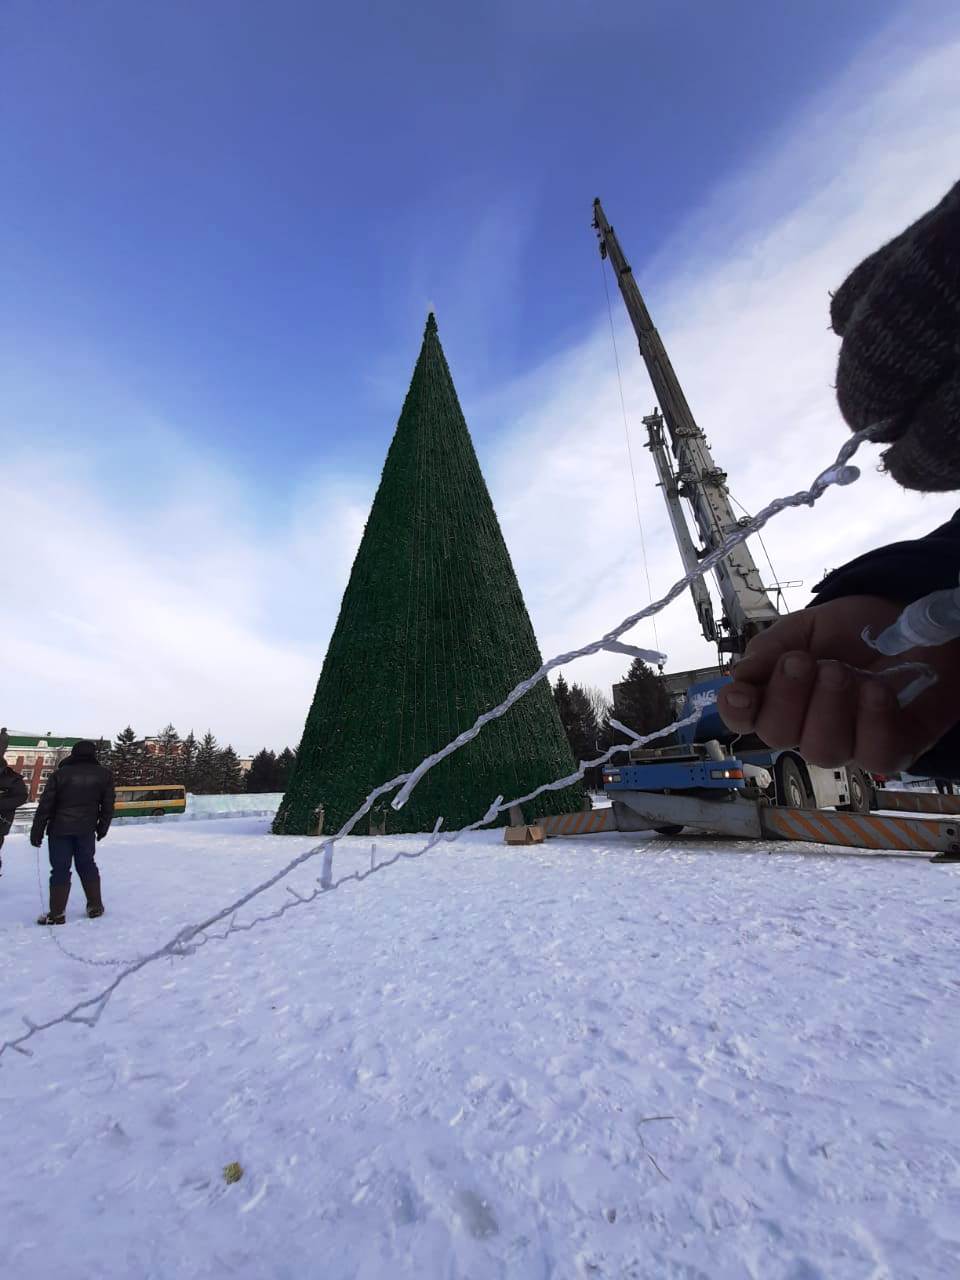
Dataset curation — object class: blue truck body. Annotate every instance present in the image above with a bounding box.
[676,675,730,747]
[603,757,747,795]
[605,674,780,800]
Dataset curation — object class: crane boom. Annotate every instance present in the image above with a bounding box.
[592,198,779,654]
[642,409,719,645]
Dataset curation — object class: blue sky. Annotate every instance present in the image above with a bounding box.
[4,1,960,751]
[3,0,914,490]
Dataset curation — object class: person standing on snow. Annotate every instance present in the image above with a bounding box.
[0,751,29,875]
[30,740,115,925]
[719,180,960,781]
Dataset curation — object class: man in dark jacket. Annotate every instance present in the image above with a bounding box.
[30,740,115,925]
[719,180,960,780]
[0,758,29,875]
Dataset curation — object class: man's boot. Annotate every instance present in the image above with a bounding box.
[37,882,70,926]
[80,871,105,918]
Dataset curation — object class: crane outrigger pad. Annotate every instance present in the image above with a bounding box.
[873,789,960,815]
[760,806,960,855]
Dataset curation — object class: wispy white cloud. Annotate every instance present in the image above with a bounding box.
[5,24,960,754]
[4,445,368,751]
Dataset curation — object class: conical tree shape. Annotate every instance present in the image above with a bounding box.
[274,314,587,835]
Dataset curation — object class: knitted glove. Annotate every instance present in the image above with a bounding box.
[831,180,960,491]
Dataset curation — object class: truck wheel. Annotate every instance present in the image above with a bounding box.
[838,768,873,814]
[653,824,684,836]
[776,758,812,809]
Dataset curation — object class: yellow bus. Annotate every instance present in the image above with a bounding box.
[114,785,187,818]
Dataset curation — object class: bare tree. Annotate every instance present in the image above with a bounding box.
[584,684,612,728]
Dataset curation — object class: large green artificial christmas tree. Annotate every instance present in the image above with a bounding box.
[274,314,587,835]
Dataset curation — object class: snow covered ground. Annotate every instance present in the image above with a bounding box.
[0,819,958,1279]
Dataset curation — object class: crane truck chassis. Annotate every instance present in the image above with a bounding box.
[496,199,958,860]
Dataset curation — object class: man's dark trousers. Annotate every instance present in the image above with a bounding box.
[48,833,98,888]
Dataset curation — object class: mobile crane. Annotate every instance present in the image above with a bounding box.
[591,198,874,817]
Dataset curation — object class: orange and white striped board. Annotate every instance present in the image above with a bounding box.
[539,809,619,838]
[761,806,960,856]
[537,802,960,857]
[873,789,960,815]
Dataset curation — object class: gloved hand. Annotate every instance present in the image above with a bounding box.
[29,832,43,849]
[831,179,960,491]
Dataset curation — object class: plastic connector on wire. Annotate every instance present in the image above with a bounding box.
[857,577,960,707]
[863,577,960,656]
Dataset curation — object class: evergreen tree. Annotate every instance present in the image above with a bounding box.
[274,314,586,835]
[180,731,199,793]
[216,746,244,794]
[570,683,602,771]
[193,732,220,794]
[275,747,296,792]
[110,727,146,786]
[554,678,604,789]
[151,723,181,785]
[245,749,277,793]
[612,659,675,743]
[553,673,575,736]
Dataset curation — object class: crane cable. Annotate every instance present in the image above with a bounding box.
[600,257,662,656]
[728,489,792,614]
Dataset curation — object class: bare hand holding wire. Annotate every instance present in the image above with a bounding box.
[717,595,960,773]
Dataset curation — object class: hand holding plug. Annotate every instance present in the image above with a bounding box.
[717,595,960,774]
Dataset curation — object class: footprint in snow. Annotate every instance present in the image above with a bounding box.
[389,1173,421,1226]
[455,1189,499,1239]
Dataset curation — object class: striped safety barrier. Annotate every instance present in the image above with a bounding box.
[874,790,960,815]
[539,809,619,837]
[761,806,960,856]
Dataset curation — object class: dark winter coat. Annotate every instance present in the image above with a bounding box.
[0,766,28,821]
[813,509,960,778]
[30,742,116,844]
